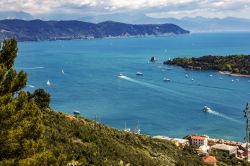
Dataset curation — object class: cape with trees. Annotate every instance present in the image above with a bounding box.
[164,55,250,75]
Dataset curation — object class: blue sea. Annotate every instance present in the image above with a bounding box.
[16,33,250,141]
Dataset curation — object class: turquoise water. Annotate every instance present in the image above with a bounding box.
[16,33,250,141]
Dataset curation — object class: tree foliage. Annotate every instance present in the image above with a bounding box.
[29,88,50,110]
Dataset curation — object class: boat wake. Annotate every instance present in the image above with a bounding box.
[26,84,35,88]
[118,75,184,96]
[206,108,242,124]
[18,67,45,70]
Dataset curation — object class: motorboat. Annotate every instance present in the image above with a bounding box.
[136,72,143,76]
[73,110,80,116]
[203,106,212,112]
[163,77,171,82]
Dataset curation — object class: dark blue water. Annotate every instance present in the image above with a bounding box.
[16,33,250,141]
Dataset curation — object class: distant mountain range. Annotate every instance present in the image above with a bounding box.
[0,19,189,41]
[1,10,249,36]
[79,15,250,32]
[0,11,33,20]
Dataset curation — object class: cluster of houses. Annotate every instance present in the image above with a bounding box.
[153,135,249,165]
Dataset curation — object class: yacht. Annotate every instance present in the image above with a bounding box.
[203,106,212,112]
[136,72,143,76]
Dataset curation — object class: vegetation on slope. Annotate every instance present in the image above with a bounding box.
[164,55,250,75]
[0,39,204,166]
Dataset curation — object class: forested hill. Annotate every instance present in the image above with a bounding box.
[164,55,250,75]
[0,39,203,165]
[0,19,189,41]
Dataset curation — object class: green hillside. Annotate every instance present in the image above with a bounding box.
[164,55,250,75]
[0,39,204,166]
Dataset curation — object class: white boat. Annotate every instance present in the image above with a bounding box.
[124,121,131,132]
[119,73,123,77]
[191,78,194,81]
[232,79,234,82]
[203,106,212,112]
[185,74,189,78]
[136,72,143,76]
[134,120,141,134]
[73,110,80,116]
[209,74,213,77]
[46,80,51,86]
[163,77,171,82]
[62,69,64,74]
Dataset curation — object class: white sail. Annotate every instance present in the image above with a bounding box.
[47,80,51,86]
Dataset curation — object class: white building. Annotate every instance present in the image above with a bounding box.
[211,144,238,155]
[190,135,209,146]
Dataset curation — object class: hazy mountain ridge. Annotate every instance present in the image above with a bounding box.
[79,15,250,32]
[0,19,189,41]
[0,11,33,20]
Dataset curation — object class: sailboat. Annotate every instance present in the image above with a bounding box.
[124,121,131,132]
[134,120,141,134]
[47,80,51,86]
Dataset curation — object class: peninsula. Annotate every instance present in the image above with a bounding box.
[164,55,250,77]
[0,19,189,42]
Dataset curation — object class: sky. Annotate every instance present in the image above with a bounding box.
[0,0,250,20]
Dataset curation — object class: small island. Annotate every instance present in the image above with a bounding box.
[164,55,250,77]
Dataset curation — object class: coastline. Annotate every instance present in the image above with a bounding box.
[218,71,250,78]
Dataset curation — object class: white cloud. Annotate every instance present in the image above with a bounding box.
[0,0,250,19]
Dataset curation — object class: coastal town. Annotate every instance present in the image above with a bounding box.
[152,134,248,165]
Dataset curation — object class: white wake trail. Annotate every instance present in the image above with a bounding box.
[26,84,35,88]
[18,67,45,70]
[206,109,242,124]
[118,75,184,96]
